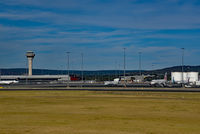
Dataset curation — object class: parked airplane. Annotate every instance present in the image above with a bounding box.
[150,73,167,87]
[0,80,19,84]
[104,78,119,85]
[185,80,200,88]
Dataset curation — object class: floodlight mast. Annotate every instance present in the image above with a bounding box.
[139,52,142,82]
[181,48,184,88]
[123,48,126,87]
[66,52,70,88]
[81,53,84,84]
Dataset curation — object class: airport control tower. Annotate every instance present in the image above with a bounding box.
[26,51,35,76]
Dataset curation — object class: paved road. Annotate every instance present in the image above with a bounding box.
[1,87,200,92]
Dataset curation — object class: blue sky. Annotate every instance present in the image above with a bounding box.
[0,0,200,70]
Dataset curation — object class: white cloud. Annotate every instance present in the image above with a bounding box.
[0,0,200,69]
[0,0,200,29]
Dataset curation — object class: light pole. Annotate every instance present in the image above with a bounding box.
[139,52,142,82]
[81,53,84,84]
[66,52,70,87]
[115,61,117,78]
[118,63,121,78]
[123,48,126,87]
[181,48,184,88]
[151,64,154,71]
[26,57,28,84]
[0,69,1,81]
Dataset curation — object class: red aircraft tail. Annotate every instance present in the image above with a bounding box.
[164,72,167,81]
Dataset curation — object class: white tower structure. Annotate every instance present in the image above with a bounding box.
[26,51,35,76]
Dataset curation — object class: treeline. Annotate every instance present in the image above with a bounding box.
[0,65,200,76]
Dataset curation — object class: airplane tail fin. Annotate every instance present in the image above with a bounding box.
[187,77,190,83]
[164,72,167,81]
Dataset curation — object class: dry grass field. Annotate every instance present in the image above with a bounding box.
[0,90,200,134]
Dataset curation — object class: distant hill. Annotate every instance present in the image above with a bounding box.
[1,65,200,76]
[152,65,200,74]
[0,68,127,75]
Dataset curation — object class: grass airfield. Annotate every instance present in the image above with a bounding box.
[0,90,200,134]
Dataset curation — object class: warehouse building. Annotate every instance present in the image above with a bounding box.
[171,72,199,83]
